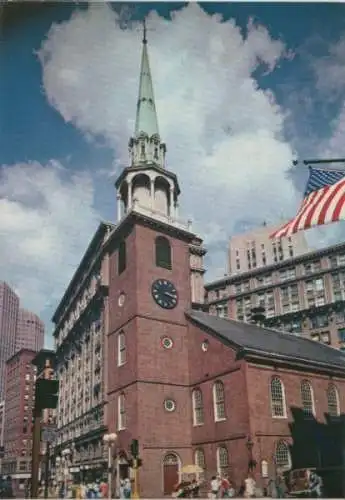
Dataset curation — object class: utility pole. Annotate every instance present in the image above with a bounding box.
[30,404,42,498]
[44,441,50,499]
[30,350,58,499]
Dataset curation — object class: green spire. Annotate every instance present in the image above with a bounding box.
[134,20,160,138]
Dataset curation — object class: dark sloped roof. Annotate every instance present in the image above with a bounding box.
[186,310,345,370]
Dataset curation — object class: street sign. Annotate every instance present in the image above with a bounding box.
[41,428,56,443]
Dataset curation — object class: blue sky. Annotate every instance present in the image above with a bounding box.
[2,2,345,347]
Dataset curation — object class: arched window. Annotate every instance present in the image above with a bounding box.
[118,240,126,275]
[213,381,226,421]
[155,236,172,270]
[117,332,126,366]
[275,440,291,470]
[300,380,315,416]
[327,384,340,417]
[192,389,204,426]
[216,446,229,476]
[270,377,286,418]
[118,393,126,430]
[194,449,206,478]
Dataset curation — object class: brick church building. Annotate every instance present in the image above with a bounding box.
[53,23,345,498]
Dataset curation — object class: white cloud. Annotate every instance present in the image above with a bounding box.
[38,3,298,242]
[1,3,305,323]
[0,161,100,326]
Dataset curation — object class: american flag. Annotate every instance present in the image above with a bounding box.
[270,166,345,239]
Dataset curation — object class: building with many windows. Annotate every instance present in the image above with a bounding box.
[16,309,45,353]
[2,349,37,495]
[228,223,310,274]
[0,282,20,399]
[51,24,345,498]
[206,241,345,349]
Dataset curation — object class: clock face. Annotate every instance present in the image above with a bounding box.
[152,279,178,309]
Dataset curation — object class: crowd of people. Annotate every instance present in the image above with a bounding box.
[172,469,324,498]
[0,468,324,499]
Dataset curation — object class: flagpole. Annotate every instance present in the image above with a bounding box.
[293,158,345,171]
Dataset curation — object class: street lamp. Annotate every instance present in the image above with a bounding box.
[62,448,71,497]
[103,433,117,500]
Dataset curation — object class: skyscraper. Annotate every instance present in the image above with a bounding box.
[228,222,310,274]
[0,282,19,399]
[16,308,45,352]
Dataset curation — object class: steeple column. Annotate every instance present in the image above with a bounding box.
[169,187,174,218]
[128,180,133,210]
[175,202,179,218]
[117,194,122,222]
[150,179,155,210]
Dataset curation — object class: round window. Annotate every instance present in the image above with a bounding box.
[164,399,176,412]
[201,340,209,352]
[161,337,174,349]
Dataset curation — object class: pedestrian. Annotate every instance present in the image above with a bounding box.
[210,476,220,498]
[123,478,131,498]
[4,476,14,498]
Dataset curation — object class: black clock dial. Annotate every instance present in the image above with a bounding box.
[151,279,178,309]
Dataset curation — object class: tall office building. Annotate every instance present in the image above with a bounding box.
[16,309,45,352]
[0,282,19,399]
[228,222,310,274]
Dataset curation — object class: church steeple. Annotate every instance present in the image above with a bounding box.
[129,20,166,169]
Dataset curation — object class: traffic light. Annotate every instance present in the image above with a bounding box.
[130,439,139,458]
[35,378,59,410]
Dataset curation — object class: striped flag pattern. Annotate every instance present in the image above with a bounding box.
[270,167,345,239]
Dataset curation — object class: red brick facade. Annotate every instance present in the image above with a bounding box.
[105,215,345,497]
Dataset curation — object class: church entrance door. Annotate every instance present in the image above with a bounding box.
[163,453,179,495]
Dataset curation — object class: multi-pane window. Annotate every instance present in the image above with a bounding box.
[279,268,296,282]
[327,384,340,417]
[192,389,204,426]
[310,314,328,329]
[301,380,314,416]
[117,332,126,366]
[194,449,206,475]
[216,446,229,476]
[256,290,275,318]
[118,394,126,430]
[280,284,299,314]
[270,377,286,418]
[332,272,345,301]
[275,441,291,470]
[236,296,252,322]
[155,236,172,270]
[213,381,226,421]
[306,278,325,307]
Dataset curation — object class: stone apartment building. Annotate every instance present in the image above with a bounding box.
[205,242,345,349]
